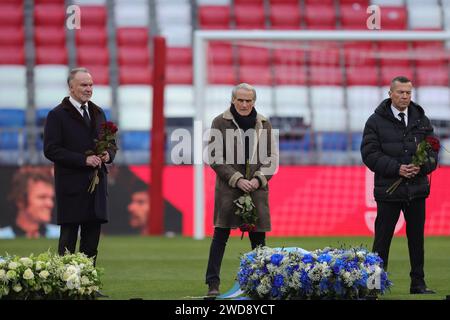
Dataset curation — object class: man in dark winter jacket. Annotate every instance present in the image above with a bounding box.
[361,76,438,294]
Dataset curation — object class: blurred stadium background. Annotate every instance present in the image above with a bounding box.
[0,0,450,238]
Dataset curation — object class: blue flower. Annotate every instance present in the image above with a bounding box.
[273,274,284,288]
[246,252,256,263]
[270,254,284,266]
[271,287,280,298]
[302,254,314,264]
[317,253,332,263]
[332,258,344,273]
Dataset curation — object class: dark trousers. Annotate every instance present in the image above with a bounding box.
[58,222,102,266]
[205,227,266,285]
[373,198,426,287]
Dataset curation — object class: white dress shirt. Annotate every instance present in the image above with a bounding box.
[69,96,91,119]
[390,104,408,126]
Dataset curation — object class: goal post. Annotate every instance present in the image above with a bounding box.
[192,30,450,240]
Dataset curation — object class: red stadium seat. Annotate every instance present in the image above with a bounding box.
[0,46,25,64]
[34,5,66,27]
[346,66,379,86]
[238,46,270,66]
[239,65,272,85]
[167,47,192,66]
[116,28,148,47]
[117,47,149,66]
[343,42,376,66]
[308,41,341,65]
[273,46,307,66]
[416,66,449,86]
[270,4,301,29]
[377,41,411,67]
[310,66,343,85]
[198,6,231,30]
[274,65,307,85]
[0,28,24,46]
[379,7,407,30]
[304,0,333,4]
[77,46,109,66]
[0,5,23,27]
[208,42,233,66]
[340,3,368,30]
[269,0,298,3]
[75,27,107,47]
[234,4,266,29]
[34,27,65,47]
[35,46,67,64]
[34,0,64,3]
[119,66,152,85]
[338,0,369,5]
[305,5,336,29]
[380,66,414,85]
[78,6,107,28]
[85,65,109,85]
[235,0,264,4]
[208,65,237,84]
[412,45,447,67]
[166,65,193,84]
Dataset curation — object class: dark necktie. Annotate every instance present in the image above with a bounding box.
[399,112,406,128]
[81,104,91,127]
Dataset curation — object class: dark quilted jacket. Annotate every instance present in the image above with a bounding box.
[361,98,438,202]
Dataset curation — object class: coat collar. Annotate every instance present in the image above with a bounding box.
[61,96,101,129]
[222,108,267,123]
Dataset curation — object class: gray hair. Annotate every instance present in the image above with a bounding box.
[231,83,256,101]
[390,76,412,90]
[67,67,90,86]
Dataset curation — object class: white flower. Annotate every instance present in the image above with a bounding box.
[81,276,90,285]
[35,261,45,271]
[8,262,19,270]
[39,270,50,279]
[19,257,33,268]
[23,268,34,280]
[12,284,22,292]
[66,274,80,290]
[6,270,17,280]
[0,269,6,281]
[91,270,97,277]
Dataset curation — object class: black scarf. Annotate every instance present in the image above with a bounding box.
[230,104,257,161]
[230,104,257,131]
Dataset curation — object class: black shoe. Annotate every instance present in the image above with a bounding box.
[206,282,220,297]
[94,290,109,298]
[410,286,436,294]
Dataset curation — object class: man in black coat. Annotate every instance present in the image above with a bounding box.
[44,67,116,266]
[361,76,438,294]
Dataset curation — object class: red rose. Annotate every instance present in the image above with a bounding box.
[426,136,440,152]
[101,121,118,133]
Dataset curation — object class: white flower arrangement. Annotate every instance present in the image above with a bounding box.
[0,251,103,300]
[237,246,392,300]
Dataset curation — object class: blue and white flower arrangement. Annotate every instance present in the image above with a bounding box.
[237,246,392,300]
[0,251,103,300]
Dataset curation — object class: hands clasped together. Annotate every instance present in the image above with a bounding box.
[399,164,420,179]
[237,178,260,193]
[86,151,110,168]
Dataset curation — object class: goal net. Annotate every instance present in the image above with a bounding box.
[191,30,450,239]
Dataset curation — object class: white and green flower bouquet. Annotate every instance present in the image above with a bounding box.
[0,251,103,300]
[237,246,392,300]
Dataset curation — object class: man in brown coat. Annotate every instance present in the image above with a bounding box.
[204,83,278,297]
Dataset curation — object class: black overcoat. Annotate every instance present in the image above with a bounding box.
[43,97,116,224]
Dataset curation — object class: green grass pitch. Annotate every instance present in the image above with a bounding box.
[1,236,449,300]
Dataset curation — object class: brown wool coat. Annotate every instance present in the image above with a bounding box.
[208,108,278,231]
